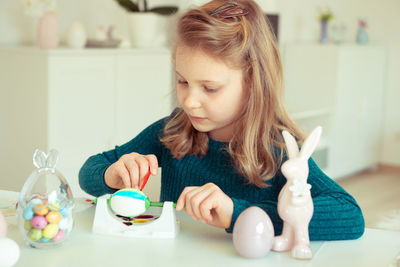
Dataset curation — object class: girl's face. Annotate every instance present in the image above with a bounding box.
[175,45,246,142]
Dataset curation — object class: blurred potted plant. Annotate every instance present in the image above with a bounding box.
[114,0,178,47]
[317,8,334,44]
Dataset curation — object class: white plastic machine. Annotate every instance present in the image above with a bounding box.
[92,195,179,238]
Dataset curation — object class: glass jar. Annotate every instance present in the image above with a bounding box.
[17,149,74,248]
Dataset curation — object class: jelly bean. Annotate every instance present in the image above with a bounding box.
[58,218,70,231]
[46,211,62,224]
[24,220,32,231]
[23,206,34,220]
[29,198,43,206]
[59,206,68,217]
[29,229,42,241]
[30,215,48,229]
[43,224,59,239]
[33,204,48,216]
[48,201,61,211]
[52,230,65,242]
[40,237,51,243]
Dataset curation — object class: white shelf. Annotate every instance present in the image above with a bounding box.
[0,45,171,56]
[0,46,174,196]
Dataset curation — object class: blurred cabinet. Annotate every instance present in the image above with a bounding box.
[0,46,173,197]
[281,44,386,179]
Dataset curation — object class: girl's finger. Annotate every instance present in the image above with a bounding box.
[115,161,131,188]
[124,160,139,188]
[135,156,149,187]
[199,191,219,223]
[184,187,207,221]
[145,154,158,175]
[187,187,210,221]
[176,186,196,211]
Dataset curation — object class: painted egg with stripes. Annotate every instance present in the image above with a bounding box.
[110,189,150,217]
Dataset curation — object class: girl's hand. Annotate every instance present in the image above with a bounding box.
[104,152,158,190]
[176,183,234,229]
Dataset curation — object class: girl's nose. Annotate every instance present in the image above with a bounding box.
[183,89,201,109]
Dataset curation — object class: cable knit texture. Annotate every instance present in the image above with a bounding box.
[79,113,365,241]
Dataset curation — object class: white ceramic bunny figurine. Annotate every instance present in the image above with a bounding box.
[272,126,322,259]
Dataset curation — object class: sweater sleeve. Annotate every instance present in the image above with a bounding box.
[226,158,365,241]
[78,117,167,197]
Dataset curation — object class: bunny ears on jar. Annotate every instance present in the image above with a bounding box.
[33,149,59,170]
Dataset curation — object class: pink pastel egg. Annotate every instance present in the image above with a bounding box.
[233,206,275,258]
[52,230,65,242]
[30,215,48,229]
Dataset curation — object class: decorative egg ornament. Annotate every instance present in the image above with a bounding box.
[232,206,275,258]
[110,188,150,217]
[0,237,20,266]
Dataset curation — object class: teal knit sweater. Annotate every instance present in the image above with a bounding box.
[79,113,365,240]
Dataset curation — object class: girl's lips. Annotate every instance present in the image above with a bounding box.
[189,115,206,122]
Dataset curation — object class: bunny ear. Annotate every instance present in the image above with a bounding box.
[282,130,299,159]
[33,149,47,169]
[299,126,322,160]
[46,149,59,169]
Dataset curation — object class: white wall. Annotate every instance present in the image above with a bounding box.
[1,0,399,165]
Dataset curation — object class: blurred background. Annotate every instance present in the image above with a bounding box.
[0,0,399,229]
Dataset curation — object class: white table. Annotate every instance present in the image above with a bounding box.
[4,198,400,267]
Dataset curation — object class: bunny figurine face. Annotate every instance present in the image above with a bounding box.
[272,126,322,260]
[281,158,308,184]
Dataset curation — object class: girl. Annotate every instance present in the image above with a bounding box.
[79,0,364,240]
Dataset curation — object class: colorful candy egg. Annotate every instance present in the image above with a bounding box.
[46,211,62,224]
[33,204,48,216]
[58,206,68,217]
[52,230,65,242]
[58,218,71,231]
[29,198,43,206]
[23,206,34,221]
[30,215,48,229]
[110,188,150,217]
[28,229,42,241]
[48,201,61,211]
[43,224,59,239]
[24,220,32,231]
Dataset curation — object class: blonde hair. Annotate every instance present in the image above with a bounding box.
[161,0,304,187]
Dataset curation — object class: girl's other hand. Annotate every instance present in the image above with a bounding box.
[104,152,158,190]
[176,183,234,229]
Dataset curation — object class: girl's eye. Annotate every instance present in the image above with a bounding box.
[204,86,217,93]
[177,80,188,86]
